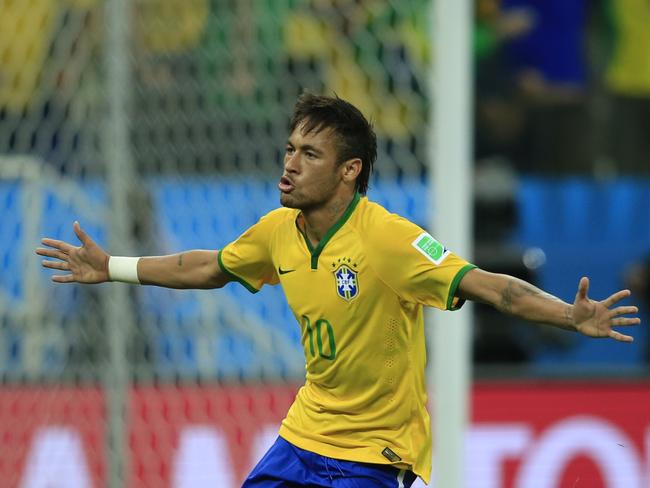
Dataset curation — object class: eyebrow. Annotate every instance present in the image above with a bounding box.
[286,140,324,156]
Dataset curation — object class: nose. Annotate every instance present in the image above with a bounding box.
[284,151,299,173]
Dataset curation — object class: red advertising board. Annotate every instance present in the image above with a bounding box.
[0,383,648,487]
[467,383,650,488]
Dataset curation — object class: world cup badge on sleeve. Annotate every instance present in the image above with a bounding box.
[334,264,359,301]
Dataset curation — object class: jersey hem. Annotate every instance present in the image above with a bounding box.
[278,426,427,484]
[217,249,260,294]
[446,264,477,310]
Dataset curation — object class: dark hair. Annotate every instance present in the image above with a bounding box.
[290,93,377,195]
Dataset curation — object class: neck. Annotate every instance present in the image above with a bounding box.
[301,192,356,245]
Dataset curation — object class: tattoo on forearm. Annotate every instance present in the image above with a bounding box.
[500,280,542,313]
[546,305,577,332]
[500,278,574,330]
[499,279,562,314]
[177,253,184,267]
[563,306,575,331]
[501,283,513,313]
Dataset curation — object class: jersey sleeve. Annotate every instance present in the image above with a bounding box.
[365,211,476,310]
[218,212,281,293]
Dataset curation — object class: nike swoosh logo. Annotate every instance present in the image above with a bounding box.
[278,267,295,275]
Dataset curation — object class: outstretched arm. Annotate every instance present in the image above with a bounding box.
[457,268,640,342]
[36,222,231,289]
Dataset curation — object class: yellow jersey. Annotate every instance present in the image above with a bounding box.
[218,193,475,483]
[606,0,650,95]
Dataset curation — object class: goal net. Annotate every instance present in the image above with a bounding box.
[0,1,431,486]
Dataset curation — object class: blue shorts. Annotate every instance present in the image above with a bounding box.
[242,436,417,488]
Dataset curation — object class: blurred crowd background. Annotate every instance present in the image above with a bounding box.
[0,0,649,383]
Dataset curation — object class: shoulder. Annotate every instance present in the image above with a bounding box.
[254,207,299,229]
[235,207,297,243]
[352,197,424,239]
[262,207,299,221]
[353,197,455,266]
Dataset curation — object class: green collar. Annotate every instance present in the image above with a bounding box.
[297,192,361,269]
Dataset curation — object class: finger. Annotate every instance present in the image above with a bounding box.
[42,260,70,271]
[608,305,638,318]
[576,276,589,300]
[35,247,69,261]
[73,221,90,246]
[611,317,641,327]
[41,237,75,253]
[602,289,631,308]
[608,330,634,343]
[52,274,77,284]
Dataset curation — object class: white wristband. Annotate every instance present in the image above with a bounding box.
[108,256,141,284]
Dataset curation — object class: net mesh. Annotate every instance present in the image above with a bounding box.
[0,0,431,485]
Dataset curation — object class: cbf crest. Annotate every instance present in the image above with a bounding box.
[332,257,359,302]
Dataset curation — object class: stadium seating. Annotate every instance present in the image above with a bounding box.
[2,177,648,376]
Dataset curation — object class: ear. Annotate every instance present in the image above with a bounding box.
[341,158,362,184]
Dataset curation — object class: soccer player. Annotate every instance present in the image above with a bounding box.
[36,94,640,487]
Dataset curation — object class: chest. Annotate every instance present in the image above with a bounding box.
[273,232,376,317]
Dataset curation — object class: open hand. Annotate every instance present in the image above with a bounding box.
[572,277,640,342]
[36,221,110,284]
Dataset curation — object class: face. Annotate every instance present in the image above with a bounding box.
[279,123,349,211]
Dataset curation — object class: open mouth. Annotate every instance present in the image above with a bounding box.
[278,176,295,193]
